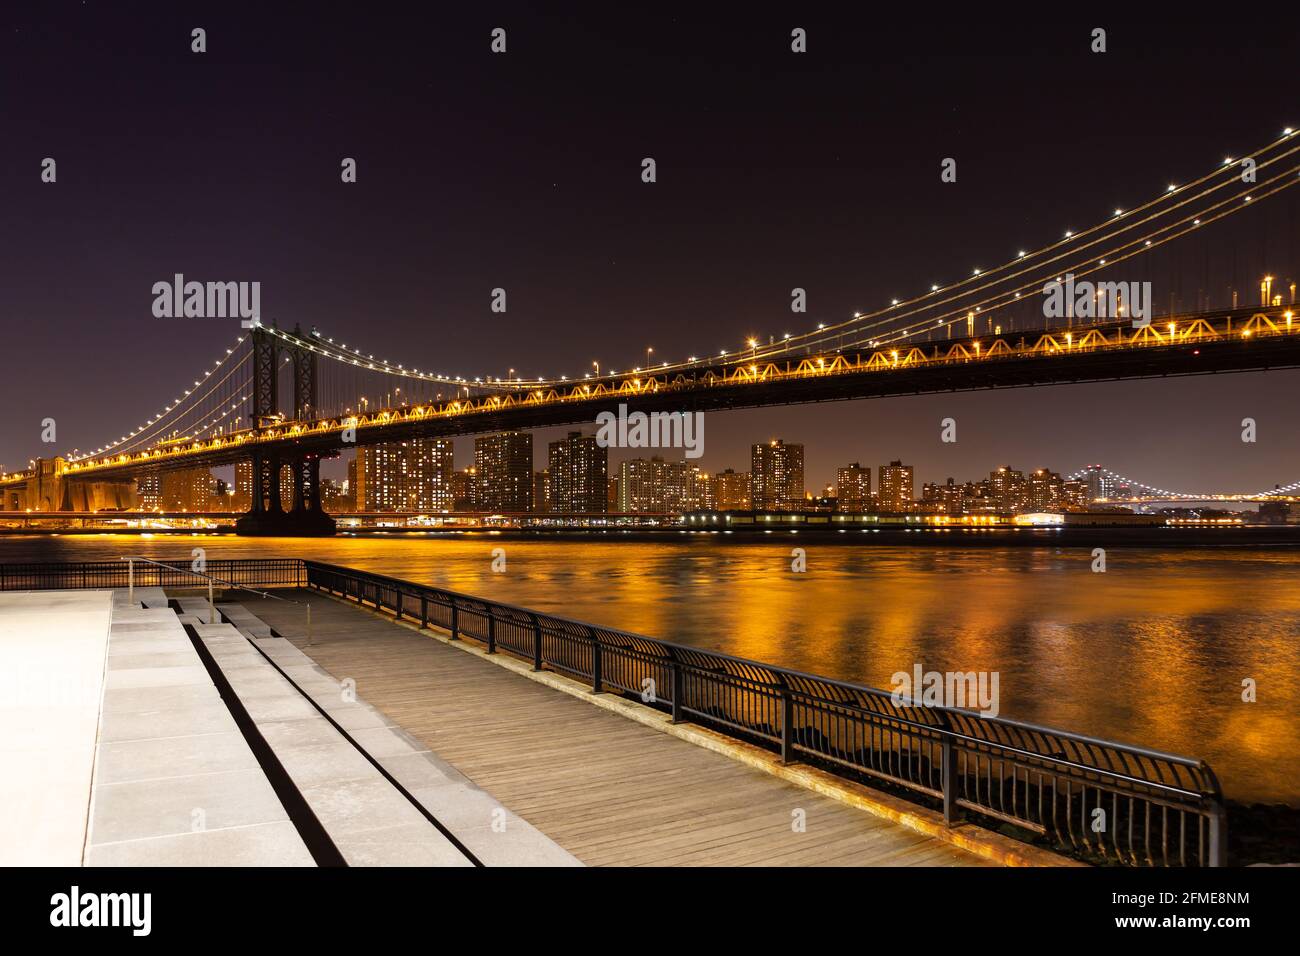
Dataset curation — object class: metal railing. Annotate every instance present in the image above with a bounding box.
[0,557,311,637]
[303,560,1227,867]
[121,556,311,638]
[0,558,305,592]
[0,557,1227,866]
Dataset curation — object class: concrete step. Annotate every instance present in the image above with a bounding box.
[228,603,581,867]
[87,603,313,867]
[176,597,218,618]
[194,615,473,867]
[215,603,275,638]
[111,586,169,610]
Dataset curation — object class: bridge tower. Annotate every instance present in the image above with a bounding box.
[235,323,336,536]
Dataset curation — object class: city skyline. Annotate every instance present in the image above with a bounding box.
[129,433,1282,518]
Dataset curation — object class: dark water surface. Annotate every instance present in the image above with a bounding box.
[3,533,1297,803]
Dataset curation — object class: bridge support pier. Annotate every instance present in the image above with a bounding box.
[236,324,335,536]
[235,451,335,536]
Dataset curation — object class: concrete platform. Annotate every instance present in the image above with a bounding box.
[0,590,112,866]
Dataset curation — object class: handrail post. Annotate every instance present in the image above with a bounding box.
[779,687,795,764]
[208,578,216,624]
[450,599,459,640]
[306,603,312,646]
[486,614,496,654]
[396,590,403,620]
[531,613,542,671]
[941,737,958,826]
[591,631,603,694]
[127,557,134,604]
[420,595,428,629]
[670,660,685,724]
[1208,802,1226,866]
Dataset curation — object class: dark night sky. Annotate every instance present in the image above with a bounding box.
[3,4,1299,493]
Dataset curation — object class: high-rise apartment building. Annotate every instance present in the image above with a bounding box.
[1060,480,1088,510]
[938,478,967,514]
[549,431,607,513]
[354,439,454,512]
[877,460,914,512]
[714,469,751,510]
[836,462,872,512]
[618,456,692,513]
[159,468,212,511]
[751,440,804,511]
[136,474,161,511]
[689,467,717,511]
[474,432,533,512]
[450,467,478,511]
[989,466,1027,512]
[233,461,254,512]
[1025,468,1065,512]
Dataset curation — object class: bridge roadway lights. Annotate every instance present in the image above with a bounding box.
[234,507,336,537]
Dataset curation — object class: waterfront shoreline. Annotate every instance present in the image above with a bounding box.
[5,525,1300,549]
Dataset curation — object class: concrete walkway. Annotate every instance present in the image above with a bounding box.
[0,590,112,865]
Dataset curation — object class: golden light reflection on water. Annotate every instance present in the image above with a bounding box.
[4,533,1297,803]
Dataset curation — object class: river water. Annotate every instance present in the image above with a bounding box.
[3,532,1296,804]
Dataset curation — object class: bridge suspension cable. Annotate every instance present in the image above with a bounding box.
[286,128,1298,390]
[66,334,250,462]
[836,154,1300,352]
[111,353,251,452]
[260,324,520,393]
[808,133,1300,356]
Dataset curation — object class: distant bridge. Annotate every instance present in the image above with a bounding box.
[4,308,1300,532]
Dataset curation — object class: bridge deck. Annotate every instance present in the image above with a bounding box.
[249,591,986,867]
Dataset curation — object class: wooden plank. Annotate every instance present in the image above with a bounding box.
[249,592,989,867]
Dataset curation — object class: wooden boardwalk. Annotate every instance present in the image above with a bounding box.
[251,591,987,867]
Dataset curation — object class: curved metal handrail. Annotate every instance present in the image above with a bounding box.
[305,560,1217,779]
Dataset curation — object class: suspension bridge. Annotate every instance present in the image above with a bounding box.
[4,131,1300,533]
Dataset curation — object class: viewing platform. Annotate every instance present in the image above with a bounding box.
[0,558,1228,867]
[0,584,987,866]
